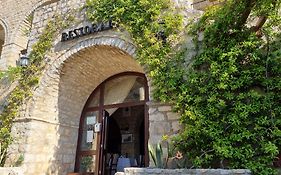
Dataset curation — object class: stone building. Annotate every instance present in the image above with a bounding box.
[0,0,217,174]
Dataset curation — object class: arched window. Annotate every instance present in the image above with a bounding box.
[0,24,5,57]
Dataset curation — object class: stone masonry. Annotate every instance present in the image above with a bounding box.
[0,0,61,69]
[148,103,180,144]
[123,168,251,175]
[0,0,206,69]
[5,1,146,172]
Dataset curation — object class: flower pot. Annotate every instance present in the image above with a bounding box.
[166,158,177,169]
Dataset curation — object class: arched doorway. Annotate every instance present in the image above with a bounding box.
[0,24,5,57]
[75,72,149,175]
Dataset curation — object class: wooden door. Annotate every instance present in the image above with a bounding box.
[98,110,109,175]
[75,110,101,174]
[75,72,149,174]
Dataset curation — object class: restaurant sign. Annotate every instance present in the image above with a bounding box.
[61,21,113,42]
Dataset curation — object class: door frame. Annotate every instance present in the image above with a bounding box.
[74,72,149,174]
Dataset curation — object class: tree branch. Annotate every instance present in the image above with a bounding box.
[250,0,276,35]
[235,0,256,28]
[251,16,267,32]
[255,16,267,31]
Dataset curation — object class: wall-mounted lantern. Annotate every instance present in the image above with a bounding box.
[156,21,167,44]
[18,49,29,67]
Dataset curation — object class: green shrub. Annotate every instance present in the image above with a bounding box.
[173,1,281,174]
[85,0,281,174]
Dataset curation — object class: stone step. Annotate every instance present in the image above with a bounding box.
[115,172,125,175]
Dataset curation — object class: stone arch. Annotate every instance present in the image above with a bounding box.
[0,0,60,69]
[10,0,60,55]
[0,19,8,59]
[54,36,137,67]
[36,36,142,125]
[0,19,8,43]
[22,36,148,174]
[34,35,140,106]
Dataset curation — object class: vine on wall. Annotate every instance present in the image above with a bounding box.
[1,0,280,174]
[84,0,184,102]
[85,0,281,174]
[0,13,74,166]
[173,1,281,174]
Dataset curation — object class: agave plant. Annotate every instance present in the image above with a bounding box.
[148,143,165,168]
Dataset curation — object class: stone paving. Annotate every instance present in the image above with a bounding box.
[122,168,251,175]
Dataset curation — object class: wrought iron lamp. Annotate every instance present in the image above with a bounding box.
[18,49,29,67]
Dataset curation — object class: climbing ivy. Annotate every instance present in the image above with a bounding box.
[0,13,74,166]
[85,0,281,174]
[84,0,184,102]
[173,1,281,175]
[1,0,280,174]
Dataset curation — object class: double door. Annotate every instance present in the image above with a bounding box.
[74,73,149,174]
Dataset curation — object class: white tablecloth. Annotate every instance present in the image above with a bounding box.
[117,157,130,172]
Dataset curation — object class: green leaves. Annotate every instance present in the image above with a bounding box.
[263,142,279,156]
[84,0,281,174]
[149,143,165,168]
[0,66,22,82]
[172,0,281,174]
[85,0,184,105]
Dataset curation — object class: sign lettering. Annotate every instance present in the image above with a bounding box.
[61,20,113,42]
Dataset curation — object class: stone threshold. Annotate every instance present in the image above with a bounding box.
[116,167,251,175]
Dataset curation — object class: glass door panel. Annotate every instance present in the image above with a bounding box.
[77,111,100,174]
[104,76,145,105]
[122,77,145,103]
[88,88,100,108]
[80,111,99,151]
[79,155,96,174]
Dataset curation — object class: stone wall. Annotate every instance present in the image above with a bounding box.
[148,103,180,144]
[122,168,251,175]
[0,78,18,111]
[146,102,181,167]
[0,0,61,69]
[0,0,207,69]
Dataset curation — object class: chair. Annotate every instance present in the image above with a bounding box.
[138,155,144,167]
[108,154,119,175]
